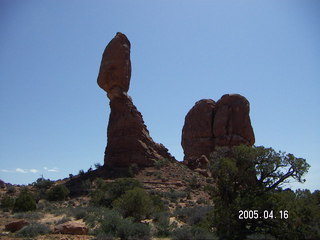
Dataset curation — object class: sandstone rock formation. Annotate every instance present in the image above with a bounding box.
[182,94,255,169]
[214,94,255,147]
[98,33,175,167]
[181,99,215,169]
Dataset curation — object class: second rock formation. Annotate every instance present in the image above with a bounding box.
[182,94,255,170]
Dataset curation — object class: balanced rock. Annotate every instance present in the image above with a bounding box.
[98,33,175,167]
[97,32,131,100]
[182,94,255,169]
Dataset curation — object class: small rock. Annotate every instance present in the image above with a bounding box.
[54,221,88,235]
[5,219,29,232]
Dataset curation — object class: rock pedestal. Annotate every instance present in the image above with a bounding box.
[97,33,175,168]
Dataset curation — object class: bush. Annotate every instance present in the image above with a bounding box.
[94,162,103,169]
[189,176,200,189]
[174,205,213,225]
[98,209,123,237]
[13,191,36,212]
[97,210,150,240]
[117,218,150,240]
[16,222,51,237]
[172,226,216,240]
[150,194,167,213]
[71,206,87,220]
[0,195,15,211]
[172,226,193,240]
[6,185,16,194]
[155,158,169,169]
[127,163,139,177]
[154,212,174,237]
[33,177,53,190]
[47,185,70,201]
[90,178,142,208]
[79,169,85,176]
[14,211,44,220]
[164,190,187,202]
[108,178,142,200]
[113,187,153,221]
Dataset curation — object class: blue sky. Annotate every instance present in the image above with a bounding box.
[0,0,319,190]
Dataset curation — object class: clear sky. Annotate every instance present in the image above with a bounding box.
[0,0,319,190]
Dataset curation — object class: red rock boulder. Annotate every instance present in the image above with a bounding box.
[5,219,29,232]
[54,221,88,235]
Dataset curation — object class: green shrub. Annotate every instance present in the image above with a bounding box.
[56,216,72,225]
[127,163,139,177]
[14,211,44,220]
[13,191,36,212]
[172,226,193,240]
[71,206,87,220]
[174,205,213,225]
[150,194,167,213]
[90,178,142,208]
[108,178,142,200]
[172,226,216,240]
[6,185,16,194]
[33,177,53,190]
[117,218,150,240]
[154,212,174,237]
[97,210,150,240]
[0,195,15,211]
[16,222,51,237]
[98,209,123,237]
[94,162,103,169]
[164,190,187,202]
[113,187,153,221]
[189,176,200,189]
[47,185,70,201]
[79,169,85,176]
[155,158,169,169]
[94,232,115,240]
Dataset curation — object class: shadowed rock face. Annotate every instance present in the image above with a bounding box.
[98,32,175,167]
[182,94,255,169]
[181,99,216,168]
[214,94,255,147]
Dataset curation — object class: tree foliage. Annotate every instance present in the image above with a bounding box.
[209,145,312,240]
[13,190,36,212]
[47,184,70,201]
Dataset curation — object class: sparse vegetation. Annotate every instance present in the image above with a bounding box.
[155,158,169,169]
[16,222,51,237]
[94,162,103,169]
[0,145,317,240]
[189,175,200,189]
